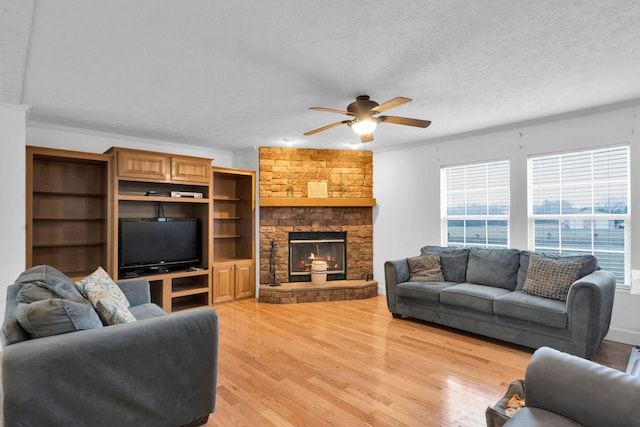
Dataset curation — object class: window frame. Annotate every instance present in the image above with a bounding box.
[440,159,511,249]
[527,144,630,286]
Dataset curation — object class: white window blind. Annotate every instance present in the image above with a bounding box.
[441,160,510,248]
[528,145,629,284]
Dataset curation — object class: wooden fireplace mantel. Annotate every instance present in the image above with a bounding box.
[260,197,376,207]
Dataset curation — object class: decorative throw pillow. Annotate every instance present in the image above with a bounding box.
[406,255,445,282]
[522,255,583,301]
[420,246,469,283]
[15,299,103,339]
[74,267,136,325]
[516,251,598,290]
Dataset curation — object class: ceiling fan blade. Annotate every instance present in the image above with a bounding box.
[304,120,349,136]
[371,97,411,114]
[360,133,374,143]
[309,107,356,116]
[379,115,431,128]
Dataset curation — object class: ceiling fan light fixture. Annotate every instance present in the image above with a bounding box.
[304,95,430,140]
[349,117,379,136]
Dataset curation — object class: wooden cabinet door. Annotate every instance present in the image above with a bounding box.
[234,260,255,299]
[171,156,211,183]
[117,150,168,180]
[212,262,235,303]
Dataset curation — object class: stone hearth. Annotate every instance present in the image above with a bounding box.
[259,280,378,304]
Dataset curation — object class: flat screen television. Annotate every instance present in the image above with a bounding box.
[118,218,200,277]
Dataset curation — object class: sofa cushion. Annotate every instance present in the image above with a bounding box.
[522,255,583,301]
[516,251,598,290]
[406,255,445,282]
[74,267,137,325]
[14,299,103,339]
[420,246,469,283]
[396,281,456,303]
[440,283,511,313]
[465,248,521,290]
[15,265,86,304]
[129,303,168,320]
[494,291,567,328]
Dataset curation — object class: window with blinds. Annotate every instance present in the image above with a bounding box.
[441,160,510,248]
[528,145,629,284]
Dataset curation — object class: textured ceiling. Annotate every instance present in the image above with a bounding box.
[2,0,640,152]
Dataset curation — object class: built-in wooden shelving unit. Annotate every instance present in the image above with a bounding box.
[26,146,112,281]
[26,145,258,312]
[212,167,256,303]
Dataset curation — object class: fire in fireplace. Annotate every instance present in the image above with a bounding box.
[288,232,346,282]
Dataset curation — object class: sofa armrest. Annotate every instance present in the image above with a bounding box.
[384,259,411,314]
[565,270,616,357]
[524,347,640,426]
[2,307,219,427]
[116,278,152,306]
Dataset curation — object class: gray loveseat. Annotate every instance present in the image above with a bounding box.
[487,346,640,426]
[384,246,616,358]
[1,265,219,427]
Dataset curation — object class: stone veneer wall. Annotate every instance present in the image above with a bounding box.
[259,147,374,284]
[259,147,373,198]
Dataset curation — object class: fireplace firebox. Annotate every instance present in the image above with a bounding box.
[288,232,346,282]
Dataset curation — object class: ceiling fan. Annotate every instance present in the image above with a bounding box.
[304,95,431,143]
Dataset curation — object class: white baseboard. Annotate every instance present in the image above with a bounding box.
[605,327,640,346]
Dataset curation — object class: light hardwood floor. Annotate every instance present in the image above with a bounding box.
[208,295,630,427]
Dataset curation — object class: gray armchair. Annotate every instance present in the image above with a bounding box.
[2,271,218,427]
[487,346,640,426]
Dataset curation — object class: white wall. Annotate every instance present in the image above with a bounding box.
[0,103,30,322]
[231,147,259,171]
[373,102,640,345]
[26,122,234,166]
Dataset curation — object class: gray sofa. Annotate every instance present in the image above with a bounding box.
[487,346,640,426]
[1,265,219,427]
[384,246,616,358]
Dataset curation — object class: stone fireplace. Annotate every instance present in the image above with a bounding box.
[260,207,372,285]
[259,147,374,286]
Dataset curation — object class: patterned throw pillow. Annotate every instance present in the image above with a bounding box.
[522,255,583,301]
[74,267,136,325]
[406,255,445,282]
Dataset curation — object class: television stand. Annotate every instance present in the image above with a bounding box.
[120,269,210,312]
[108,147,213,313]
